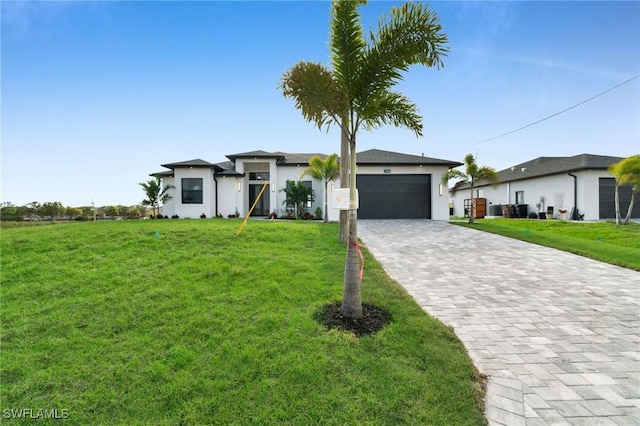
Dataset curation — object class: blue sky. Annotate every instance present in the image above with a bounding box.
[2,1,639,207]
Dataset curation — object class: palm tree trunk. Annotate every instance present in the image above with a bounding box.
[468,186,475,224]
[623,190,636,225]
[324,181,329,222]
[342,139,362,319]
[339,121,349,243]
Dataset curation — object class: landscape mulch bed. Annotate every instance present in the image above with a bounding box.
[315,302,391,337]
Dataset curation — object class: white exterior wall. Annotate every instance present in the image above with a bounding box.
[326,165,451,221]
[171,168,215,218]
[160,177,176,217]
[216,176,241,217]
[451,170,612,221]
[158,161,454,221]
[579,170,609,221]
[275,166,324,217]
[236,159,279,217]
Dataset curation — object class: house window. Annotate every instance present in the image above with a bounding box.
[249,172,270,181]
[182,178,203,204]
[515,191,524,204]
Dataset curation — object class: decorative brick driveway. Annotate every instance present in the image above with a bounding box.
[358,220,640,426]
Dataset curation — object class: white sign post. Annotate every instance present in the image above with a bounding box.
[333,188,358,210]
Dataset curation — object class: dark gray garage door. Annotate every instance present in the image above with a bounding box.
[357,174,431,219]
[599,178,640,219]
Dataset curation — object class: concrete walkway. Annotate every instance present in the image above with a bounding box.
[358,220,640,426]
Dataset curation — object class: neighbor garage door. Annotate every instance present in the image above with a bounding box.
[599,177,640,219]
[357,174,431,219]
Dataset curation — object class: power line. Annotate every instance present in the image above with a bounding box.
[440,73,640,153]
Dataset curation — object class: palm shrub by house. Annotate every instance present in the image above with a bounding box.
[608,154,640,225]
[140,177,174,218]
[442,154,499,224]
[302,153,340,222]
[281,180,315,218]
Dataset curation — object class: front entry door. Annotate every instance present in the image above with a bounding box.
[249,184,270,216]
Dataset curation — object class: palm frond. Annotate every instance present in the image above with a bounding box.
[359,91,423,136]
[330,0,366,101]
[442,169,467,185]
[356,2,448,108]
[280,61,345,130]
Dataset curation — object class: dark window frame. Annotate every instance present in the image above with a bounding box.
[182,178,203,204]
[249,172,270,181]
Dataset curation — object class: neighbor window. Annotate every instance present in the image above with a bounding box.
[515,191,524,204]
[182,178,203,204]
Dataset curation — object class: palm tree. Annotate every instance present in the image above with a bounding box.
[281,0,448,318]
[302,154,340,222]
[608,155,640,225]
[140,177,174,217]
[281,180,315,218]
[442,154,499,224]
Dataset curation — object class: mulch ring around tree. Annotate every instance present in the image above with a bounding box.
[315,302,392,337]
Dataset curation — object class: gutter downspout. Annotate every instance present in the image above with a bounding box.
[213,174,219,217]
[568,172,577,220]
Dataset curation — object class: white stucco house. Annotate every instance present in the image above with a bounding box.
[152,149,462,221]
[449,153,639,221]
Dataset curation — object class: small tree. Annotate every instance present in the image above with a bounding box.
[281,180,315,218]
[38,201,62,218]
[281,0,448,319]
[442,154,499,224]
[65,206,83,217]
[302,154,339,222]
[140,177,174,217]
[609,155,640,225]
[0,202,20,221]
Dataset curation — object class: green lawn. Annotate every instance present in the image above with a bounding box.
[453,219,640,271]
[1,219,486,425]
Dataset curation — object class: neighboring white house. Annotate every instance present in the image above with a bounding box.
[152,149,462,221]
[449,154,639,221]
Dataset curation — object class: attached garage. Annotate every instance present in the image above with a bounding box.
[357,174,431,219]
[599,178,640,219]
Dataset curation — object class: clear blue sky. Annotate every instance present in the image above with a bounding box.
[2,1,639,207]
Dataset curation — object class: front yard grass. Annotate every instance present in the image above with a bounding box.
[1,219,486,425]
[453,219,640,271]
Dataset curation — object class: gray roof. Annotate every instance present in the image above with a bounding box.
[458,153,621,189]
[225,150,327,166]
[497,154,620,182]
[214,160,244,176]
[161,159,223,172]
[273,152,328,166]
[225,149,459,167]
[225,151,285,162]
[151,170,174,177]
[354,149,462,167]
[157,149,461,177]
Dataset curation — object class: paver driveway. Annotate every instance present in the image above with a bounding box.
[358,220,640,426]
